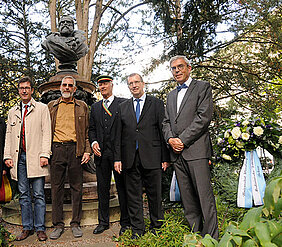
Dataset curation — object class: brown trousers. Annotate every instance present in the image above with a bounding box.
[50,142,83,227]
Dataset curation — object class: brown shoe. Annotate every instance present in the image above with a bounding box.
[16,229,34,241]
[37,231,48,241]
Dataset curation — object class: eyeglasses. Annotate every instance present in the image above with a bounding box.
[171,64,187,72]
[128,81,142,87]
[19,87,32,91]
[61,83,74,88]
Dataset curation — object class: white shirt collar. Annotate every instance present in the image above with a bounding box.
[133,93,146,102]
[103,95,114,106]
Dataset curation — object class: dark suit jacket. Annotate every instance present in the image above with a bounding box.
[89,96,125,165]
[114,95,169,169]
[0,117,7,186]
[162,79,213,162]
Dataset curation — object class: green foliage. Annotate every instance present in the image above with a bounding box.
[0,223,15,247]
[118,208,190,246]
[217,176,282,246]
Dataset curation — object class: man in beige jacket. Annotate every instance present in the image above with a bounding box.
[4,76,52,242]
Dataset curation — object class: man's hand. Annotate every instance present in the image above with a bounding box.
[168,138,184,153]
[92,143,101,157]
[114,161,122,174]
[162,162,170,171]
[40,157,49,167]
[81,153,90,164]
[5,159,13,168]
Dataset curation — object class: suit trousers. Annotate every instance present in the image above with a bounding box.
[50,142,83,227]
[96,149,130,227]
[124,151,163,235]
[174,156,219,239]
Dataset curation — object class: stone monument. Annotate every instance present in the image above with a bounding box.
[1,15,120,227]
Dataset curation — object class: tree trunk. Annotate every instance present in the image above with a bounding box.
[48,0,59,70]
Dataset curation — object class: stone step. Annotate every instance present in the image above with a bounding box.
[2,196,121,227]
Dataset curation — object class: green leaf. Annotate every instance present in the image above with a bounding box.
[239,207,263,231]
[218,232,233,247]
[254,222,273,246]
[272,233,282,246]
[267,220,282,239]
[232,235,242,245]
[273,198,282,218]
[242,239,257,247]
[200,234,218,246]
[264,177,281,212]
[231,229,250,237]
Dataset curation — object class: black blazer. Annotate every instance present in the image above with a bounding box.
[0,117,7,186]
[114,95,169,170]
[89,96,125,165]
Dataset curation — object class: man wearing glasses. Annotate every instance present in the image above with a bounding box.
[114,73,170,239]
[48,76,91,239]
[162,55,219,239]
[4,76,52,241]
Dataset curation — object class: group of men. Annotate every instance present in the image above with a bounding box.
[2,55,218,242]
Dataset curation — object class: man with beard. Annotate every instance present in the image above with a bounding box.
[48,76,91,239]
[42,15,89,69]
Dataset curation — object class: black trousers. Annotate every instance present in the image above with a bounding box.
[174,156,219,239]
[124,151,163,235]
[96,149,130,227]
[50,142,83,227]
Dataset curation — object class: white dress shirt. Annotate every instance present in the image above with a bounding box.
[177,77,192,113]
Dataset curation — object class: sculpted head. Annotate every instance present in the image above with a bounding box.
[58,15,74,37]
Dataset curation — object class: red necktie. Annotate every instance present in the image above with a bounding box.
[22,105,28,152]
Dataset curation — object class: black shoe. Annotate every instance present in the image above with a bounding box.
[119,226,130,236]
[93,224,109,234]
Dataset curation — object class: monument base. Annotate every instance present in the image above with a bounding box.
[2,196,120,227]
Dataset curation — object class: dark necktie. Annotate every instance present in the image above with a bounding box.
[22,105,28,152]
[104,99,109,108]
[135,98,142,149]
[135,98,141,123]
[177,83,188,92]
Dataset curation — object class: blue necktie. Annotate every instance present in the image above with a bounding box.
[135,98,141,149]
[177,83,188,92]
[135,98,141,123]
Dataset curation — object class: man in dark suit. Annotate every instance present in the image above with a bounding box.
[89,75,130,236]
[162,55,219,239]
[114,73,170,239]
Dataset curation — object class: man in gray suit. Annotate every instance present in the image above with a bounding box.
[162,55,219,239]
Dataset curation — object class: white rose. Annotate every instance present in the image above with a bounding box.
[279,136,282,145]
[236,141,244,149]
[253,126,264,136]
[231,127,241,139]
[242,120,249,126]
[222,154,232,161]
[242,133,250,141]
[217,138,223,144]
[224,130,230,139]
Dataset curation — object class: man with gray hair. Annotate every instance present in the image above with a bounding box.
[162,55,219,239]
[48,76,91,239]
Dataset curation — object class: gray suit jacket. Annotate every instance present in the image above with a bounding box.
[162,79,213,162]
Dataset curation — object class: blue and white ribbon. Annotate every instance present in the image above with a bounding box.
[237,150,266,208]
[170,171,181,201]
